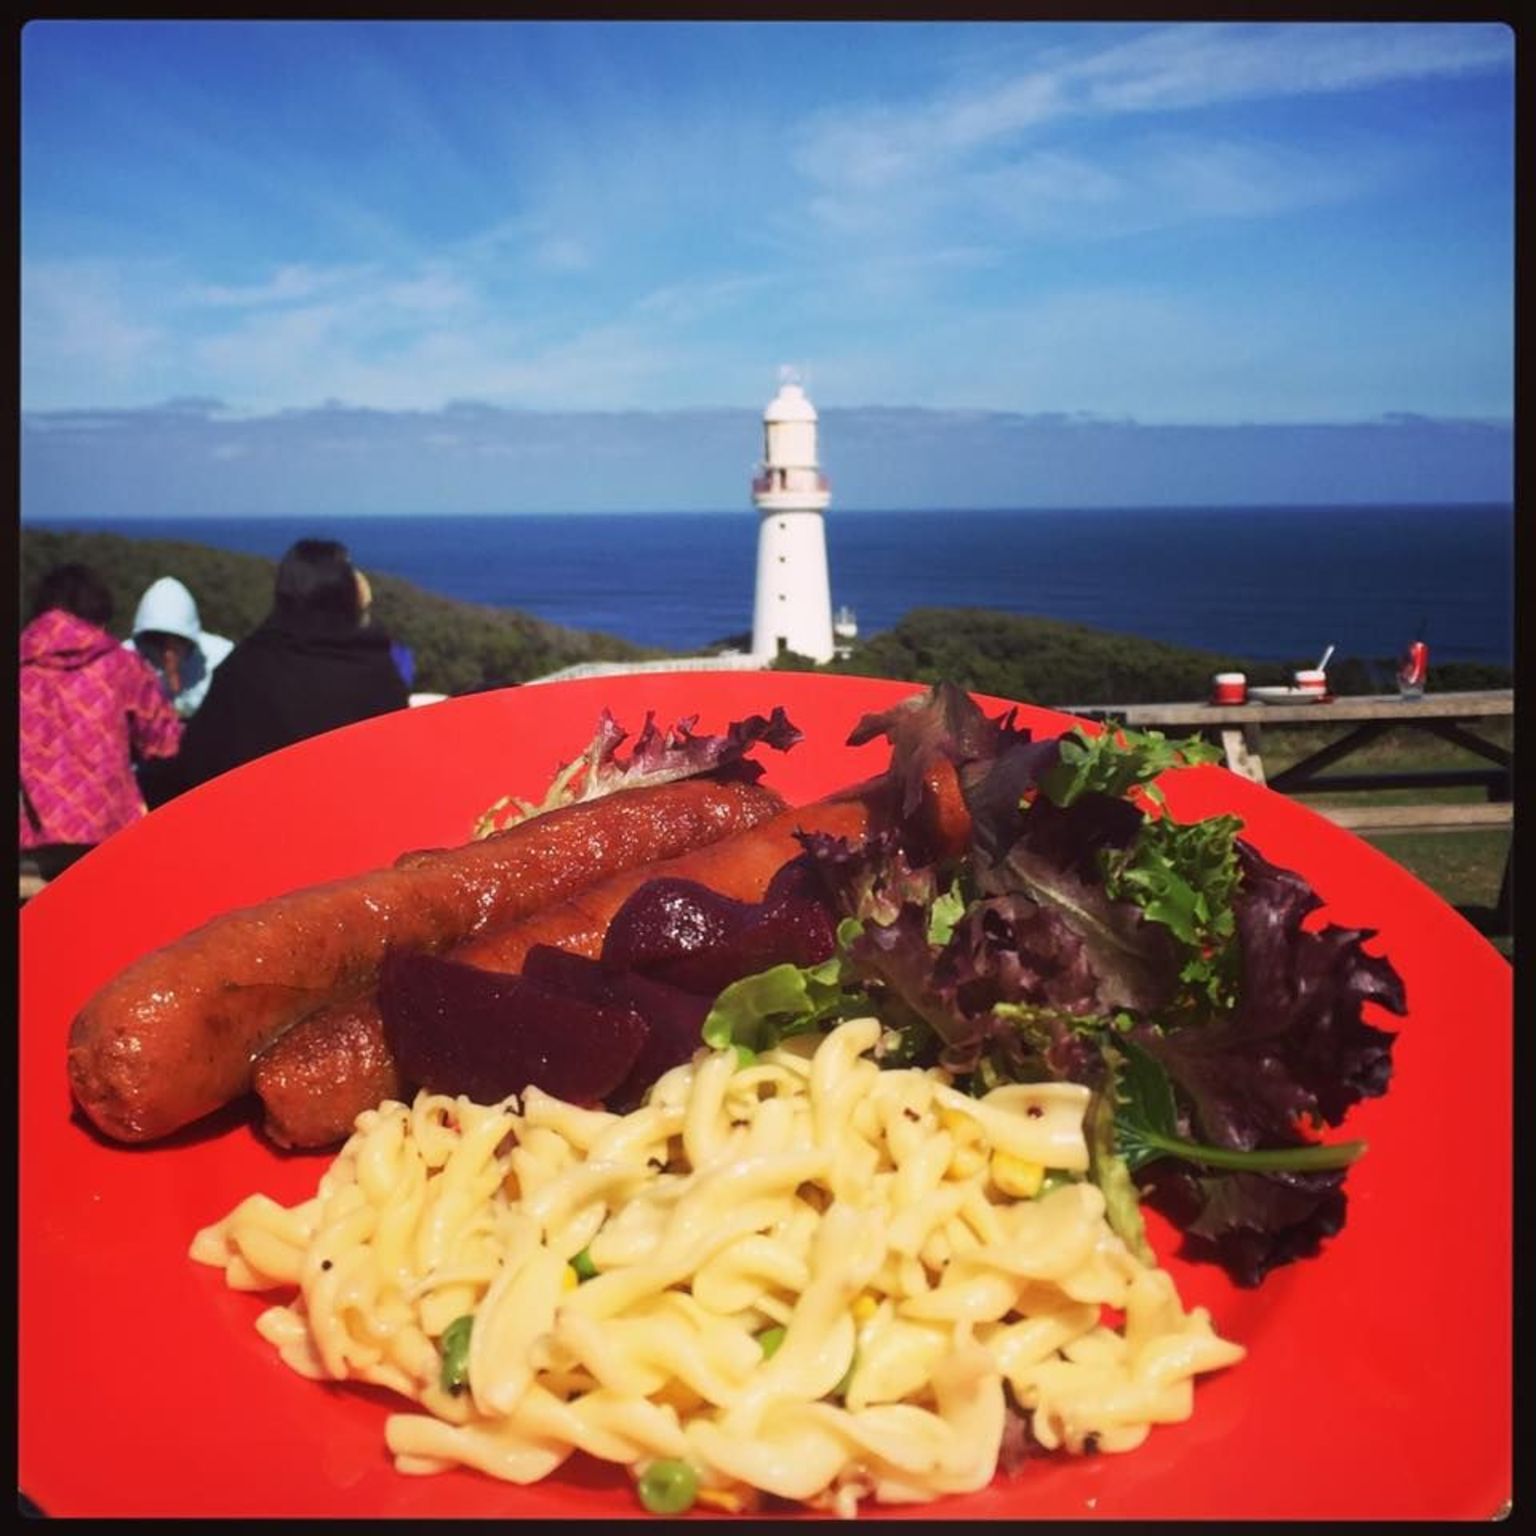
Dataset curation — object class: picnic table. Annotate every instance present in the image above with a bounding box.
[1066,689,1514,929]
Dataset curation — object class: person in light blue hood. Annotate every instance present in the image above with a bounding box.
[125,576,235,719]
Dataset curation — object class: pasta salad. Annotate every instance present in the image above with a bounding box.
[192,1018,1244,1517]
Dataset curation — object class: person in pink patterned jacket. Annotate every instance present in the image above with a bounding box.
[19,563,183,870]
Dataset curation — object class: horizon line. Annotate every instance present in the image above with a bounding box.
[24,499,1515,522]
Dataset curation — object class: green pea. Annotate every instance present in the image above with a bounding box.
[1037,1171,1080,1198]
[570,1247,598,1281]
[732,1042,757,1067]
[637,1458,698,1515]
[438,1314,474,1393]
[755,1324,787,1359]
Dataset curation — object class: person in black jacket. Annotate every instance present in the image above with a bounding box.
[143,539,409,805]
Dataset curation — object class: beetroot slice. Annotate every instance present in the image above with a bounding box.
[599,877,753,983]
[601,856,837,996]
[378,951,648,1106]
[521,944,641,1006]
[521,946,710,1112]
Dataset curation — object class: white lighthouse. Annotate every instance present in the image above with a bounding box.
[751,369,834,664]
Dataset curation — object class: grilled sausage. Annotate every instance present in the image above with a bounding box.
[253,758,971,1148]
[68,774,786,1144]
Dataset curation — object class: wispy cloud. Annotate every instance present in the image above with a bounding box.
[23,261,160,367]
[19,22,1512,422]
[632,273,777,325]
[187,263,366,308]
[1067,21,1511,114]
[802,22,1509,173]
[529,235,595,273]
[21,224,782,414]
[792,21,1507,249]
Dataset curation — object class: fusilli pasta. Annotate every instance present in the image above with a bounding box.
[190,1018,1243,1515]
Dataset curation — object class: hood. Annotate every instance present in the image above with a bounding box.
[20,609,124,670]
[132,577,203,643]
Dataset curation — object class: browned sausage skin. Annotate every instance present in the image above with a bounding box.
[253,759,972,1149]
[68,775,786,1144]
[253,794,869,1147]
[248,993,404,1152]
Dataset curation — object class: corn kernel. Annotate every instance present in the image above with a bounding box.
[946,1141,987,1180]
[562,1265,580,1291]
[939,1108,982,1144]
[991,1151,1046,1198]
[696,1488,746,1513]
[851,1291,880,1323]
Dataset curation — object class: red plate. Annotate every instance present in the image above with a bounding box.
[18,672,1512,1519]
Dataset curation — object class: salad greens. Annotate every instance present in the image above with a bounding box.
[701,684,1405,1287]
[474,705,802,837]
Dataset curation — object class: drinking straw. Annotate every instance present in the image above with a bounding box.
[1316,644,1336,672]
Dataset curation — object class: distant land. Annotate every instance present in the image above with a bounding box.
[20,400,1511,520]
[20,524,1512,702]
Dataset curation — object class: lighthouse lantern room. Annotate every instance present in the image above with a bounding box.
[751,368,834,664]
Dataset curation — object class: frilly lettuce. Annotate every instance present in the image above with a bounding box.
[699,683,1407,1287]
[473,705,802,837]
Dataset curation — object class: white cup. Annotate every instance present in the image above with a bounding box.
[1293,668,1328,694]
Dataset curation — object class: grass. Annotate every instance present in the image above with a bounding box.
[1251,720,1513,960]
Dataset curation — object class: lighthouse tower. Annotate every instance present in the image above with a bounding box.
[751,369,834,664]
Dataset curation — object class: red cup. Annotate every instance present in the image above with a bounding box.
[1212,672,1247,704]
[1293,668,1328,696]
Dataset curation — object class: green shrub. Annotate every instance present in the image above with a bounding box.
[21,531,1509,705]
[19,527,657,695]
[817,608,1249,706]
[801,608,1510,706]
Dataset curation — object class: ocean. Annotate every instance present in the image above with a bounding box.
[27,505,1514,667]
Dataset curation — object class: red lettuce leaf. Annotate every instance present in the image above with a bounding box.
[847,681,1037,824]
[931,896,1106,1081]
[939,895,1103,1017]
[841,903,960,1044]
[1118,841,1405,1285]
[474,705,803,836]
[1136,841,1404,1150]
[794,828,946,930]
[1136,1161,1349,1288]
[597,705,803,793]
[977,793,1181,1017]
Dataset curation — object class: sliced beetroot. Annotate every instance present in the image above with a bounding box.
[520,945,710,1112]
[520,943,603,1000]
[599,877,753,983]
[600,973,713,1113]
[382,858,839,1117]
[754,856,840,965]
[522,944,642,1006]
[601,857,838,996]
[378,951,648,1106]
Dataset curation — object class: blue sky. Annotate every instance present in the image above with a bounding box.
[20,19,1515,512]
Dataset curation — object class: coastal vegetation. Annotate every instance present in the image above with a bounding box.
[24,527,1509,703]
[19,527,658,696]
[771,608,1508,706]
